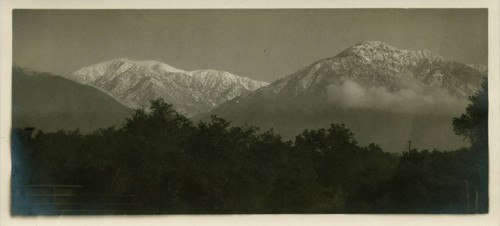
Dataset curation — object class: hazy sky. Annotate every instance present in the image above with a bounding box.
[13,9,487,83]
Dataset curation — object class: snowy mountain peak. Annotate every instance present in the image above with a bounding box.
[336,41,442,62]
[66,59,268,117]
[249,41,485,101]
[337,41,397,57]
[70,58,188,83]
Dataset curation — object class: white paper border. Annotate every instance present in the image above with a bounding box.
[1,1,499,226]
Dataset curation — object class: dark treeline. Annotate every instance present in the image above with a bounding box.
[11,81,488,214]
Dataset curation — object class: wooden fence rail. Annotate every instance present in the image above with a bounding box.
[11,184,137,215]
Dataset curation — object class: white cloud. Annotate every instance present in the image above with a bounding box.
[325,77,468,114]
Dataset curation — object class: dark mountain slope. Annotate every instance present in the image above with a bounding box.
[12,66,133,133]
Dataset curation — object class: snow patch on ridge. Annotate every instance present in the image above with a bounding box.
[67,58,269,117]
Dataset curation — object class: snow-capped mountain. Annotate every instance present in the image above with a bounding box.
[206,41,487,152]
[249,41,484,101]
[66,58,268,117]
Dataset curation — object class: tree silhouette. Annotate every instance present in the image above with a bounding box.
[12,96,487,214]
[453,80,488,150]
[452,79,488,213]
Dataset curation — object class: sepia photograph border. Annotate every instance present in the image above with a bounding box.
[1,0,499,225]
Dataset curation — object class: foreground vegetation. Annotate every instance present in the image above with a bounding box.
[11,82,488,214]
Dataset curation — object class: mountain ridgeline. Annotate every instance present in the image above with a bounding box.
[204,41,487,152]
[65,58,268,117]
